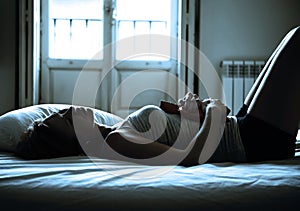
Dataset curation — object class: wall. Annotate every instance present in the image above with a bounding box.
[0,0,17,115]
[1,0,299,114]
[200,0,300,72]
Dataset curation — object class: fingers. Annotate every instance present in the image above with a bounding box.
[205,99,231,115]
[206,100,226,112]
[178,92,200,106]
[178,92,201,113]
[177,92,230,122]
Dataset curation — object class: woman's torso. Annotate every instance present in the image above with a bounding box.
[125,105,201,149]
[119,105,247,163]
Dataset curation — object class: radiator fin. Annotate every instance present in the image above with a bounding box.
[221,60,265,115]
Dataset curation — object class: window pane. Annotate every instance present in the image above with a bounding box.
[115,0,172,61]
[49,0,103,59]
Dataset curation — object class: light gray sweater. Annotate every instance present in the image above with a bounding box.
[126,105,246,163]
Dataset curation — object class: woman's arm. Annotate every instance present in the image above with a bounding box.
[100,100,227,166]
[182,100,227,165]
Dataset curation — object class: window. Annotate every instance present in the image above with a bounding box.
[115,0,172,60]
[49,0,103,59]
[41,0,179,114]
[47,0,174,60]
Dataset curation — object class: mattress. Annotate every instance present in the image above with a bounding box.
[1,151,300,211]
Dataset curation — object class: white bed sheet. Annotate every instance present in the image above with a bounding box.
[1,152,300,211]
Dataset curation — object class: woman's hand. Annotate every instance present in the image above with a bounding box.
[174,92,231,122]
[205,98,228,124]
[206,98,226,112]
[178,92,206,122]
[179,98,228,165]
[178,92,200,112]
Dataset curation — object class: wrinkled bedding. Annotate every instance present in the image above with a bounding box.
[1,151,299,211]
[0,104,299,210]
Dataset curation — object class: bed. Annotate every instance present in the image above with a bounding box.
[0,104,299,211]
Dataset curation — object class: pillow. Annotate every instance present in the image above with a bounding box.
[0,104,123,152]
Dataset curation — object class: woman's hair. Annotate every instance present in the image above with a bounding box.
[20,121,40,144]
[15,119,84,160]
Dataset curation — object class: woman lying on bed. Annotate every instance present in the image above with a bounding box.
[15,26,300,166]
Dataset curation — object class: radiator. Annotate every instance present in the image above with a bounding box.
[221,60,265,115]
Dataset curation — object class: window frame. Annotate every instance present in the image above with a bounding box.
[40,0,181,112]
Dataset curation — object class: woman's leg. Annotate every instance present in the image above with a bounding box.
[243,29,295,107]
[246,26,300,136]
[235,30,294,118]
[236,27,300,162]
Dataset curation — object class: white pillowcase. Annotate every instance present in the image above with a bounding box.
[0,104,123,152]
